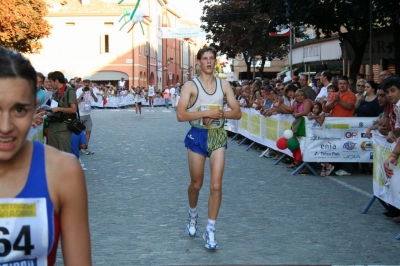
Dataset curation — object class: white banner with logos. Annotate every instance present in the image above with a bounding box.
[161,27,206,39]
[226,109,375,162]
[302,117,375,162]
[92,95,170,108]
[372,132,400,209]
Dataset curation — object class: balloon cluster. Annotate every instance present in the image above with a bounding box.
[118,0,147,34]
[276,130,299,151]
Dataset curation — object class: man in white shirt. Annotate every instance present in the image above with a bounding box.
[170,84,176,110]
[118,77,126,89]
[148,84,155,110]
[76,76,99,155]
[315,71,332,103]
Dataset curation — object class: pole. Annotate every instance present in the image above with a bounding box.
[369,0,373,76]
[289,24,293,77]
[253,58,256,80]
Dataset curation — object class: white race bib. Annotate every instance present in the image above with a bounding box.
[0,198,48,266]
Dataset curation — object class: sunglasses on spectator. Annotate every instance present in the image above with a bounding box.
[357,84,365,87]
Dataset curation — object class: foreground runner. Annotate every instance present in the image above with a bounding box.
[0,46,91,265]
[176,46,241,249]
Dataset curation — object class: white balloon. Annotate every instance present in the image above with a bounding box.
[138,16,144,22]
[132,17,138,23]
[135,9,144,18]
[283,129,293,139]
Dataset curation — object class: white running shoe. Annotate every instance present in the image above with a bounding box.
[203,229,218,249]
[186,215,198,237]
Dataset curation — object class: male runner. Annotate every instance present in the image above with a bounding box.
[176,46,241,249]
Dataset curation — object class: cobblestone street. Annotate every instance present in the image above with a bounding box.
[57,107,400,265]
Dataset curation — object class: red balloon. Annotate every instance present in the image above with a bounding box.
[276,137,288,150]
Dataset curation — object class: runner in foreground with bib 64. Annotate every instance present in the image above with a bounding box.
[0,46,91,265]
[177,47,241,249]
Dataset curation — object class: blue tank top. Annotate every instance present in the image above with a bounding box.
[16,141,60,265]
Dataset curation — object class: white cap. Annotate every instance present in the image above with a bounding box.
[283,76,292,83]
[83,76,91,81]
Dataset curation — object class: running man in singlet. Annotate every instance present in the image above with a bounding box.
[0,46,92,266]
[148,84,155,110]
[176,46,241,249]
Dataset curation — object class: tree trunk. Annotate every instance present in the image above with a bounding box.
[393,19,400,75]
[244,55,252,80]
[341,32,369,80]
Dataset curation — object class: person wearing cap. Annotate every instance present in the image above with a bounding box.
[75,76,99,155]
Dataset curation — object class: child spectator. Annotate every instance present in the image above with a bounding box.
[70,131,87,171]
[307,102,334,176]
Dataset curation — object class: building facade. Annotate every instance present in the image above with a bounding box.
[26,0,204,89]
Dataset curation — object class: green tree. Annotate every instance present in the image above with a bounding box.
[200,0,289,79]
[284,0,399,77]
[0,0,51,53]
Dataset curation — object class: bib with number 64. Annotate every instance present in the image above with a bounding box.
[0,198,48,266]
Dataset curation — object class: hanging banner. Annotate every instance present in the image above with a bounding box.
[372,132,400,210]
[161,27,206,39]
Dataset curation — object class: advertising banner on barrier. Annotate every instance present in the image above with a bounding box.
[302,117,375,162]
[372,132,400,210]
[235,108,295,156]
[225,109,375,163]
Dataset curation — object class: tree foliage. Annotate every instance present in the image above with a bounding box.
[285,0,399,77]
[200,0,289,78]
[0,0,51,53]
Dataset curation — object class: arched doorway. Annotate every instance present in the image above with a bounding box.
[175,75,180,84]
[149,72,155,85]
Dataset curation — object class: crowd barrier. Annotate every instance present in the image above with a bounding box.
[228,108,400,239]
[91,95,170,108]
[226,108,375,164]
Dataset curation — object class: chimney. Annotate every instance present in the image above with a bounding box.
[81,0,90,5]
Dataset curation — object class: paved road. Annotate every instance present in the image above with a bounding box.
[56,107,400,265]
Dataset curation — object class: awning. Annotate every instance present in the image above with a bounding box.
[292,38,341,65]
[89,71,128,81]
[277,67,289,76]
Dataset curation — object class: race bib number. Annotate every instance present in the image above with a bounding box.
[0,198,48,266]
[198,104,224,129]
[84,103,90,111]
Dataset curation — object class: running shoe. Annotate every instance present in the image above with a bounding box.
[186,215,198,237]
[82,149,94,155]
[203,229,218,249]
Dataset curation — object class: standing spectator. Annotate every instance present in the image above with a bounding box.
[380,70,393,83]
[118,77,126,89]
[315,71,333,103]
[170,84,176,110]
[383,76,400,179]
[299,74,316,101]
[75,76,98,154]
[148,84,155,110]
[47,71,77,153]
[163,85,170,109]
[325,76,357,176]
[354,79,367,109]
[355,81,383,118]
